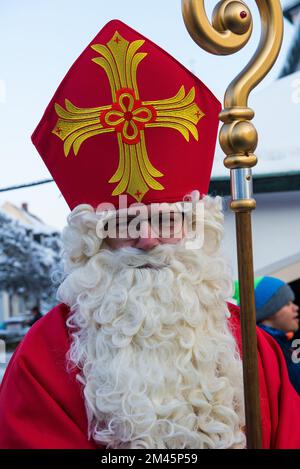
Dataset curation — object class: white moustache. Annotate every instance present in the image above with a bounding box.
[98,243,181,270]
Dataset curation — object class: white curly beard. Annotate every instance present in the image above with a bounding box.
[58,199,246,449]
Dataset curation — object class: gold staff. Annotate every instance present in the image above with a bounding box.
[182,0,283,448]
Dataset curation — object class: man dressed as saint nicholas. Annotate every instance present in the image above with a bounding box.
[0,21,300,449]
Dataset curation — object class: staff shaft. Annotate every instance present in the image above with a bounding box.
[236,211,262,448]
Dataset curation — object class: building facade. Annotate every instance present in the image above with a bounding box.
[279,1,300,78]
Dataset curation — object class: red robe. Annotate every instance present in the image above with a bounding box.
[0,303,300,449]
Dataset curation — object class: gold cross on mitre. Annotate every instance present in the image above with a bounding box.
[52,31,204,202]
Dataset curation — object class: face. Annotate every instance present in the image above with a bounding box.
[264,301,299,333]
[59,197,246,448]
[105,205,186,251]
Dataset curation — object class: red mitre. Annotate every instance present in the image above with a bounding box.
[32,20,221,210]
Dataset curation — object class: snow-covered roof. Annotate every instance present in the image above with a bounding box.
[211,71,300,178]
[0,202,59,235]
[283,0,300,15]
[282,1,300,26]
[279,26,300,77]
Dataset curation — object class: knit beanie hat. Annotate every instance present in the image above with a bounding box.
[233,276,295,322]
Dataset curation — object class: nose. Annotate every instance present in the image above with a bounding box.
[134,220,159,251]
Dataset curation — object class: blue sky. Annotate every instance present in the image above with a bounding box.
[0,0,295,229]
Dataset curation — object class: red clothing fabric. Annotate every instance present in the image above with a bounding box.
[0,304,96,449]
[229,303,300,449]
[0,303,300,449]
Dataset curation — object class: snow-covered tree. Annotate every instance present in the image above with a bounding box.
[0,211,62,311]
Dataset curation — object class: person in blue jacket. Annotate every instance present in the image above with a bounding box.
[234,276,300,395]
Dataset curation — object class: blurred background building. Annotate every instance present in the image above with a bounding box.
[210,1,300,305]
[279,0,300,78]
[0,201,61,324]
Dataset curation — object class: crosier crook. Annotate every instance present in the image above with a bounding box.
[182,0,284,449]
